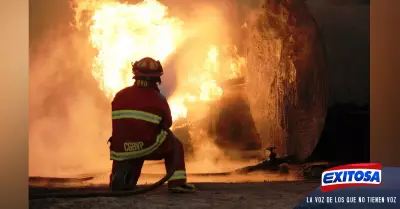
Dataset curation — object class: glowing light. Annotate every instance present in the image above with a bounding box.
[72,0,245,122]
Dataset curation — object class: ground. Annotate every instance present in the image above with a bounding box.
[29,180,320,209]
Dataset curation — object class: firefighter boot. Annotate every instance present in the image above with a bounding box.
[168,183,196,193]
[110,161,137,191]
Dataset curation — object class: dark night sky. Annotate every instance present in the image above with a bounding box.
[29,0,370,106]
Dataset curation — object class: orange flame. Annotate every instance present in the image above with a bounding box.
[72,0,245,123]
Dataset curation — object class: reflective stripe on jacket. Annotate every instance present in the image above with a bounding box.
[110,129,167,161]
[110,84,173,161]
[112,110,162,124]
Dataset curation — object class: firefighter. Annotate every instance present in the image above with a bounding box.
[109,57,196,193]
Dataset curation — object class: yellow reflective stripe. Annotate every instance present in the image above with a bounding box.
[110,130,167,161]
[173,170,186,176]
[169,170,187,181]
[112,110,162,124]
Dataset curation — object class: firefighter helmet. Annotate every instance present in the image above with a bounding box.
[132,57,164,78]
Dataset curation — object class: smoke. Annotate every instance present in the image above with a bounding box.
[162,0,250,170]
[29,27,111,176]
[29,0,262,178]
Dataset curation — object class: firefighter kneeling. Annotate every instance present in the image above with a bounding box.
[109,57,196,193]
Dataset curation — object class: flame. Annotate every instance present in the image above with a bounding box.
[168,45,222,122]
[73,0,184,98]
[72,0,245,123]
[169,44,246,121]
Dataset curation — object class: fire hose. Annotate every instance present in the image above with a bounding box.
[29,137,180,199]
[29,144,299,200]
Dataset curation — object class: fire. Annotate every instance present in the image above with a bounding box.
[168,44,237,121]
[73,0,184,98]
[72,0,244,123]
[164,42,246,122]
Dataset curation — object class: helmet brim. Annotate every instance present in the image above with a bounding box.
[133,72,163,77]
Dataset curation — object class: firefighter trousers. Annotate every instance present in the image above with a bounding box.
[110,129,187,190]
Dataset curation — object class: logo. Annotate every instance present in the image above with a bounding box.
[321,163,382,192]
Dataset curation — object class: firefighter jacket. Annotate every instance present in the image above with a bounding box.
[110,84,172,161]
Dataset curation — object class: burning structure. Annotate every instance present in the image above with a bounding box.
[29,0,328,177]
